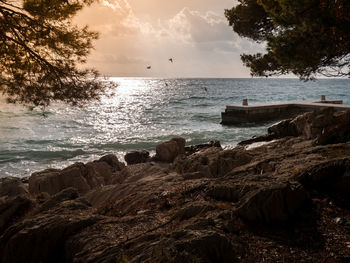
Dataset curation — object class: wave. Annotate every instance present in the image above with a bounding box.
[25,110,54,117]
[89,141,157,151]
[0,149,88,163]
[190,113,220,122]
[0,78,349,178]
[192,103,214,107]
[188,96,207,100]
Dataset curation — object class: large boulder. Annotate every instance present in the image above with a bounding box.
[155,137,186,163]
[242,108,350,147]
[292,107,336,140]
[29,164,91,196]
[207,185,240,202]
[84,162,173,211]
[174,230,237,263]
[237,184,309,223]
[172,147,252,179]
[263,108,336,140]
[185,141,221,155]
[0,196,34,233]
[0,177,28,198]
[33,187,80,215]
[267,118,299,138]
[124,150,150,165]
[29,154,125,196]
[98,154,125,172]
[0,198,100,263]
[316,110,350,145]
[296,158,350,194]
[275,108,350,145]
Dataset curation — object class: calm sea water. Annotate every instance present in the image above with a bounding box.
[0,78,349,178]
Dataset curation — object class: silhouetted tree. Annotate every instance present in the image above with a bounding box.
[0,0,107,106]
[225,0,350,79]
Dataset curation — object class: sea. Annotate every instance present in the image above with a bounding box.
[0,78,349,178]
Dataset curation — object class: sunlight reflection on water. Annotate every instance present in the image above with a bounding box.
[0,77,349,177]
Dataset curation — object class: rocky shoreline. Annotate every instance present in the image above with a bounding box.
[1,108,350,263]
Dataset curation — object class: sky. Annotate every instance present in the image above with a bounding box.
[75,0,265,78]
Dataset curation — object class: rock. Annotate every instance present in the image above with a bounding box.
[107,168,131,185]
[185,141,221,154]
[34,187,80,214]
[36,192,51,203]
[84,162,171,211]
[0,177,28,198]
[174,230,237,263]
[239,117,301,146]
[98,154,125,172]
[241,108,350,147]
[238,134,276,146]
[175,203,216,221]
[155,137,186,163]
[85,161,115,185]
[316,110,350,145]
[182,171,209,180]
[124,150,150,165]
[287,108,334,140]
[237,184,309,223]
[288,108,350,145]
[173,147,252,178]
[268,118,299,138]
[2,109,350,262]
[172,147,221,178]
[296,158,350,194]
[28,164,91,196]
[0,196,34,233]
[28,154,124,196]
[0,199,101,263]
[207,185,240,202]
[171,137,186,154]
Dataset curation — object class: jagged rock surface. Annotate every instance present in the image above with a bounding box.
[0,177,28,198]
[124,150,150,165]
[1,111,350,263]
[155,137,186,163]
[28,155,125,196]
[240,108,350,146]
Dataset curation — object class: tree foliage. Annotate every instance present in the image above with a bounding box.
[225,0,350,79]
[0,0,108,106]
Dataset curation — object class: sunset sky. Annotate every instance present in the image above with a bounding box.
[75,0,264,78]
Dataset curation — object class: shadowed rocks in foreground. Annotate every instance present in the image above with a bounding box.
[1,108,350,263]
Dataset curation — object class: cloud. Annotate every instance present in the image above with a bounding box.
[167,8,233,43]
[165,7,265,54]
[75,0,141,37]
[89,54,147,65]
[75,0,264,77]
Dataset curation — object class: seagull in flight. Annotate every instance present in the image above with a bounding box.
[146,66,151,69]
[169,58,173,63]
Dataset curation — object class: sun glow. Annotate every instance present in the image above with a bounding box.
[75,0,253,78]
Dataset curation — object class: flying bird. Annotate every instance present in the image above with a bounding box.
[146,66,151,69]
[169,58,173,63]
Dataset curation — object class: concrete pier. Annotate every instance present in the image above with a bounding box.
[221,96,350,125]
